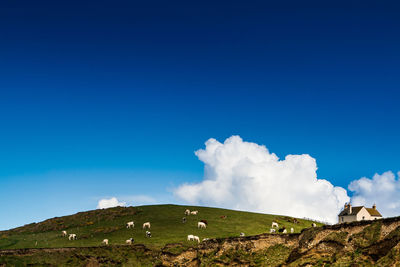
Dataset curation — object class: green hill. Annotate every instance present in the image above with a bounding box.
[2,215,400,266]
[0,204,322,250]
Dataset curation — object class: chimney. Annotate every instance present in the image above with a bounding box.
[373,204,376,210]
[348,203,352,214]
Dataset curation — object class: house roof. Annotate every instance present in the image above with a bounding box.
[366,208,382,217]
[338,206,382,217]
[338,206,363,216]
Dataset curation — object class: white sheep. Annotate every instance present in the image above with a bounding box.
[312,223,317,227]
[126,221,134,228]
[270,228,276,233]
[187,234,200,242]
[185,209,191,215]
[240,233,245,237]
[193,235,200,243]
[61,230,67,237]
[190,210,198,215]
[197,222,207,229]
[68,234,77,240]
[143,222,151,229]
[271,222,279,228]
[283,229,287,234]
[102,239,109,245]
[126,238,134,245]
[146,231,151,238]
[291,228,294,233]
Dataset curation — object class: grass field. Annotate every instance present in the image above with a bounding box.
[0,204,322,250]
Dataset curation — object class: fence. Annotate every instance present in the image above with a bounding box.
[302,217,332,225]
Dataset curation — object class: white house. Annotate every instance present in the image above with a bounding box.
[338,203,382,223]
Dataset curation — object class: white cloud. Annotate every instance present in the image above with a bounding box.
[97,197,126,209]
[174,136,349,224]
[349,171,400,217]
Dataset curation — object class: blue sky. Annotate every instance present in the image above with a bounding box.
[1,0,400,229]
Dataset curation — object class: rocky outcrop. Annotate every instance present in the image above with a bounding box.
[160,216,400,266]
[2,217,400,266]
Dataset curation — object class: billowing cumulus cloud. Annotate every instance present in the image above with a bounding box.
[349,171,400,217]
[174,136,349,224]
[97,197,126,209]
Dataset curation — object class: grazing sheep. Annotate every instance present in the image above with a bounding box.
[126,238,134,245]
[271,222,279,228]
[283,229,287,234]
[68,234,77,240]
[220,215,227,219]
[143,222,151,229]
[270,229,276,233]
[102,239,109,245]
[146,231,151,238]
[312,223,317,227]
[126,221,134,228]
[187,234,200,243]
[61,230,67,237]
[200,219,208,225]
[198,222,207,229]
[182,217,187,223]
[185,209,191,216]
[240,233,245,237]
[190,210,198,215]
[291,227,294,233]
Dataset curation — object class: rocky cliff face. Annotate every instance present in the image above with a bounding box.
[160,216,400,266]
[1,217,400,266]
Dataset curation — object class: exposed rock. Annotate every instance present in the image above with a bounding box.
[1,217,400,266]
[160,217,400,266]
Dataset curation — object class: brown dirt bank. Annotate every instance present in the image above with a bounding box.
[1,216,400,266]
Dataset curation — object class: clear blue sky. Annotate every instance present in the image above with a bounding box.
[1,0,400,230]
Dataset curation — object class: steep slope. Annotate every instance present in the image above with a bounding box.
[1,216,400,266]
[161,216,400,266]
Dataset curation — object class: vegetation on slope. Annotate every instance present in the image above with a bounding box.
[2,217,400,266]
[350,220,382,248]
[0,245,160,267]
[0,204,319,250]
[322,231,348,246]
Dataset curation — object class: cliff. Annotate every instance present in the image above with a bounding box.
[1,216,400,266]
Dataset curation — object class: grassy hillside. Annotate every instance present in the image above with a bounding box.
[0,204,321,250]
[3,217,400,266]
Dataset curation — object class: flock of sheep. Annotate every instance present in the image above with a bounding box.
[184,209,206,243]
[269,221,316,234]
[61,221,151,246]
[60,209,211,245]
[59,208,317,246]
[269,221,293,234]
